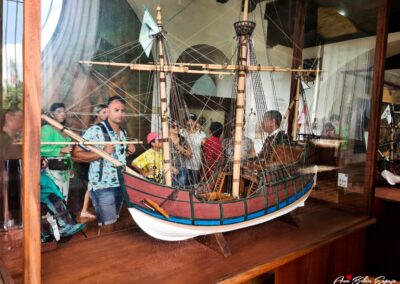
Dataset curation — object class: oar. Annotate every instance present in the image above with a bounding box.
[142,198,169,218]
[41,114,141,178]
[15,141,142,145]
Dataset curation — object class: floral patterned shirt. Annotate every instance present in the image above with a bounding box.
[132,148,163,183]
[82,120,127,191]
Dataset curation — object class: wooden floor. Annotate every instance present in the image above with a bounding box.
[0,168,376,283]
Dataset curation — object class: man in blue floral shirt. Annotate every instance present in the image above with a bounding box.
[73,96,135,226]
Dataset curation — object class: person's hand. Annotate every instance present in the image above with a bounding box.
[172,140,179,148]
[60,146,72,155]
[127,144,136,155]
[103,144,114,154]
[41,159,48,169]
[171,166,178,175]
[144,168,155,177]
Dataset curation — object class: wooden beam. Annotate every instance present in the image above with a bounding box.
[287,0,307,137]
[0,0,3,117]
[364,0,391,216]
[41,114,142,178]
[22,1,41,283]
[0,0,4,214]
[79,61,321,74]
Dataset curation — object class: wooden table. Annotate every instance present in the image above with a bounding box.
[375,187,400,203]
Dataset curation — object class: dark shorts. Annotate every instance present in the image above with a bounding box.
[187,169,200,185]
[89,187,123,226]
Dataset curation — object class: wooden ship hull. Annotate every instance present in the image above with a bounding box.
[123,164,315,241]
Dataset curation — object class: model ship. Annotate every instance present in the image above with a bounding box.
[379,103,400,185]
[48,1,320,241]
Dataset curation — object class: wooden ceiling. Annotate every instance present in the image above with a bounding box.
[219,0,400,48]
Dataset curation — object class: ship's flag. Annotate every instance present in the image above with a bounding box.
[298,103,309,126]
[139,8,161,58]
[381,105,392,124]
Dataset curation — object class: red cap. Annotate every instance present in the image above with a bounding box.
[147,132,161,144]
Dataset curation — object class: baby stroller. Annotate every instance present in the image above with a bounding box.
[40,171,86,243]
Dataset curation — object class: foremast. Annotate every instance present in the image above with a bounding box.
[155,6,172,187]
[231,0,254,198]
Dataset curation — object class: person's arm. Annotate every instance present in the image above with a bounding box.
[72,145,102,163]
[126,144,136,156]
[247,138,256,158]
[131,152,145,174]
[176,141,192,159]
[130,163,143,174]
[175,136,192,159]
[71,125,112,163]
[131,151,154,177]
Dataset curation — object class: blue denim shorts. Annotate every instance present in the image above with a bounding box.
[89,187,123,226]
[172,168,188,187]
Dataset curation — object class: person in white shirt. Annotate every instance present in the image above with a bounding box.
[180,113,206,185]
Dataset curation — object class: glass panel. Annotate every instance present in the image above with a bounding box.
[41,0,152,237]
[301,0,378,216]
[376,38,400,186]
[37,0,380,242]
[1,0,23,231]
[252,1,381,215]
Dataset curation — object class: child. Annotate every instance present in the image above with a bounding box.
[131,132,163,183]
[202,121,223,178]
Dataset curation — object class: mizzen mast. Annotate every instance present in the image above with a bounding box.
[231,0,254,198]
[291,71,302,141]
[155,6,172,186]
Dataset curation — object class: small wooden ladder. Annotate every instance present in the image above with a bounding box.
[246,179,259,196]
[212,171,232,193]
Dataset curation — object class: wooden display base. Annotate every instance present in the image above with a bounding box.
[1,200,375,283]
[195,233,232,257]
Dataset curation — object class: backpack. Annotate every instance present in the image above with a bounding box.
[40,172,85,242]
[97,122,127,182]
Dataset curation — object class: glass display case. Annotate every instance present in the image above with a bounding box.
[35,0,379,220]
[2,0,399,282]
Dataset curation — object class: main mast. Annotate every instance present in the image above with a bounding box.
[156,6,172,186]
[231,0,254,198]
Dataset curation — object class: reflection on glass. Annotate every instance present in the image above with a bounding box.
[1,0,23,230]
[1,1,385,235]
